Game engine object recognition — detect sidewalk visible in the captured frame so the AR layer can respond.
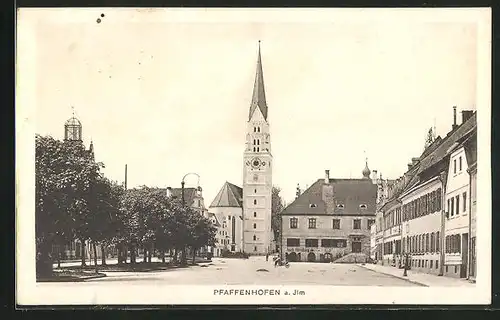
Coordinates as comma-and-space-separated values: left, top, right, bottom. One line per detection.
358, 263, 475, 287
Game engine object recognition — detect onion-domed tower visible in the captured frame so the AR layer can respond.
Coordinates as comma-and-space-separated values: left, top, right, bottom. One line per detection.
362, 158, 371, 179
64, 108, 82, 142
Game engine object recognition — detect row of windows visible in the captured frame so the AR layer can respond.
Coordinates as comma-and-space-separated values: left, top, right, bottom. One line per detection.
253, 147, 260, 152
447, 192, 467, 217
253, 126, 261, 133
287, 238, 347, 248
402, 188, 442, 222
383, 239, 401, 255
403, 231, 441, 254
385, 207, 402, 230
289, 218, 375, 230
445, 234, 461, 253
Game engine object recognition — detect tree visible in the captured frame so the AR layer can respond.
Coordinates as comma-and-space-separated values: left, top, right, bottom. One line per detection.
186, 213, 217, 264
35, 135, 103, 276
271, 186, 285, 248
86, 177, 124, 271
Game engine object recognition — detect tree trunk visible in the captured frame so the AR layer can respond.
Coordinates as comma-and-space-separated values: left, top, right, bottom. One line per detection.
101, 246, 106, 265
161, 250, 166, 263
192, 248, 196, 265
57, 245, 61, 268
130, 244, 136, 264
173, 248, 178, 264
117, 246, 122, 265
81, 240, 86, 268
181, 247, 187, 266
92, 242, 98, 273
143, 245, 148, 263
148, 244, 153, 263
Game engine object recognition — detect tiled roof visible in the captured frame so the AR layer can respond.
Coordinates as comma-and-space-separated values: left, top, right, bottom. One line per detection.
210, 182, 243, 208
461, 128, 477, 167
281, 178, 377, 216
170, 187, 197, 207
416, 112, 476, 176
401, 112, 476, 195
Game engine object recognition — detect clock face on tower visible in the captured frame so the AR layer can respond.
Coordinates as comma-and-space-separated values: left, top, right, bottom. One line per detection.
251, 157, 261, 169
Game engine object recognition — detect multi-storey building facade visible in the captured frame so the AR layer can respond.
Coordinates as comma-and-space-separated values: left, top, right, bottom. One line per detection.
370, 107, 477, 279
400, 108, 476, 276
467, 128, 477, 281
400, 175, 444, 275
280, 167, 377, 262
443, 113, 476, 278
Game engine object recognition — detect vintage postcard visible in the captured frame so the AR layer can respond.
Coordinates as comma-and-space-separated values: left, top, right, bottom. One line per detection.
16, 8, 491, 305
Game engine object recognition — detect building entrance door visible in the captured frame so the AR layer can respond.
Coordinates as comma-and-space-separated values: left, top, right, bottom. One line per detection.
307, 252, 316, 262
352, 241, 362, 253
461, 233, 469, 278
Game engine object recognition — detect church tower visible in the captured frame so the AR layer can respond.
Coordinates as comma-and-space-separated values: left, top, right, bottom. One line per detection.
242, 41, 273, 255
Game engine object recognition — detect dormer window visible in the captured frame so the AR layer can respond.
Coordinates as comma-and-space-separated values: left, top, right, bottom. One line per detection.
309, 204, 317, 208
360, 204, 367, 209
337, 204, 345, 209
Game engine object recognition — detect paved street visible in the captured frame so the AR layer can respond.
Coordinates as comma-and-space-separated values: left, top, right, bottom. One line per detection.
47, 256, 418, 286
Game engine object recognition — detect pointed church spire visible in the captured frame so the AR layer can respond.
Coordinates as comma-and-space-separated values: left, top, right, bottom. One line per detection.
249, 40, 268, 121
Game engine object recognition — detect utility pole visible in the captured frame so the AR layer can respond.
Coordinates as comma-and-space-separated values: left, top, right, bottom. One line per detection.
124, 164, 128, 190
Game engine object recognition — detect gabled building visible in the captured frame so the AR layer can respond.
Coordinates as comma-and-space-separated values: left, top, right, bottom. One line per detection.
399, 107, 476, 276
209, 181, 244, 252
280, 166, 377, 262
443, 110, 476, 278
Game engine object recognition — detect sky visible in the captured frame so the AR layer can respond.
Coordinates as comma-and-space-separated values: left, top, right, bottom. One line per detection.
26, 9, 481, 206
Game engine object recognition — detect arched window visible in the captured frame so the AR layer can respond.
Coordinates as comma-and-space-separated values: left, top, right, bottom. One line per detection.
257, 147, 260, 152
258, 127, 260, 133
254, 199, 257, 205
253, 139, 256, 145
253, 235, 256, 241
254, 212, 257, 217
257, 139, 260, 145
253, 223, 256, 229
253, 147, 256, 152
254, 127, 256, 132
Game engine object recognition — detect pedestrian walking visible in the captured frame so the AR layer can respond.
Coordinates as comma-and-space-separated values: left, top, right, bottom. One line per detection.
274, 256, 281, 267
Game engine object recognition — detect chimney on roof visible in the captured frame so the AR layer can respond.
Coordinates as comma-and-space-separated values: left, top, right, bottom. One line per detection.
371, 170, 378, 184
411, 157, 420, 165
462, 110, 474, 124
166, 187, 172, 197
324, 170, 330, 183
452, 106, 458, 130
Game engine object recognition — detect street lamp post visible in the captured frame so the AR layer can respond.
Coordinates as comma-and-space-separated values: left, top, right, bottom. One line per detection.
181, 172, 200, 206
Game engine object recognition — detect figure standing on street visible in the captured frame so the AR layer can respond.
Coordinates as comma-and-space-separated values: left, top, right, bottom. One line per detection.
266, 253, 269, 261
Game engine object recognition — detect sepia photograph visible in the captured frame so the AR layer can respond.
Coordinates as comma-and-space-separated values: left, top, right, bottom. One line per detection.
16, 8, 491, 305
